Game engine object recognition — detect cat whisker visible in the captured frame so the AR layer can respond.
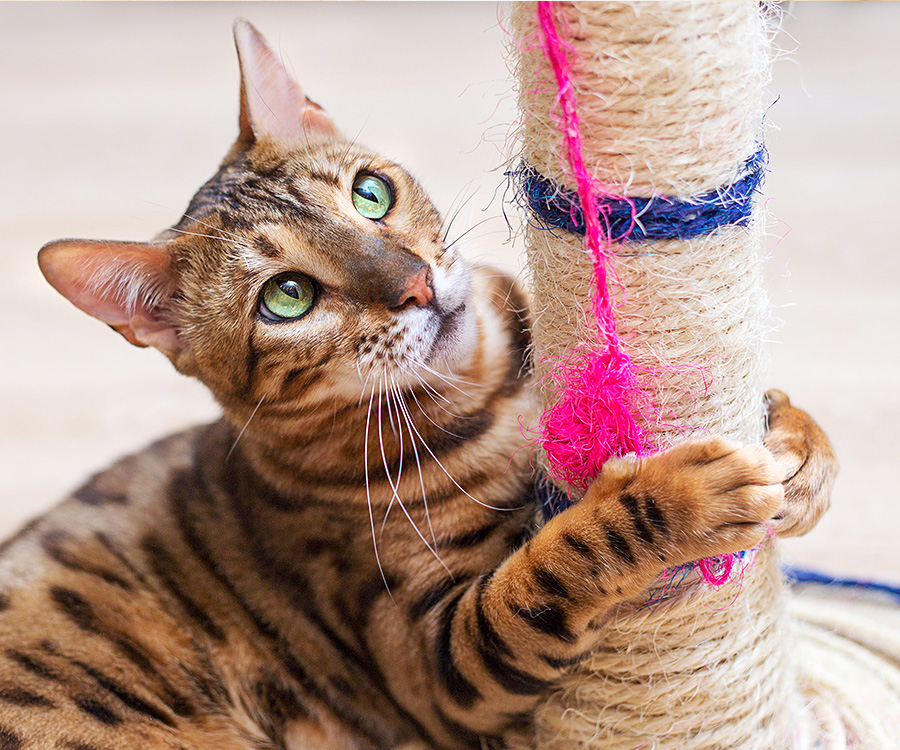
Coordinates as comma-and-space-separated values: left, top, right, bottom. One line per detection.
356, 362, 384, 406
378, 375, 401, 533
400, 357, 473, 398
139, 200, 249, 246
446, 226, 514, 251
357, 367, 377, 407
400, 364, 482, 427
383, 379, 449, 573
398, 393, 521, 513
375, 381, 442, 567
176, 210, 250, 245
412, 376, 454, 408
392, 380, 438, 550
410, 357, 476, 392
405, 363, 476, 412
407, 389, 463, 437
165, 225, 254, 251
443, 216, 500, 254
338, 128, 366, 172
395, 372, 473, 437
406, 347, 476, 389
406, 376, 466, 421
364, 381, 395, 602
396, 365, 455, 409
384, 376, 400, 438
404, 387, 470, 440
441, 185, 481, 244
327, 396, 346, 440
225, 395, 266, 462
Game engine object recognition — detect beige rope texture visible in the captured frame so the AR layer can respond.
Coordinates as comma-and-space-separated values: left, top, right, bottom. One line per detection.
510, 2, 900, 748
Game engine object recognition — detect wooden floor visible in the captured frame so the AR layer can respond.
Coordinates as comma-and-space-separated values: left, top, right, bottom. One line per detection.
2, 3, 898, 582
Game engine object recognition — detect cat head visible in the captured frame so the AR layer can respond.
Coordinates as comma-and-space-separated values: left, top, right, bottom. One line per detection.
39, 20, 475, 417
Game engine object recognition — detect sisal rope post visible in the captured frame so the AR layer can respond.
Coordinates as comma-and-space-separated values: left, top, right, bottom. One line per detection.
510, 3, 900, 748
512, 3, 796, 748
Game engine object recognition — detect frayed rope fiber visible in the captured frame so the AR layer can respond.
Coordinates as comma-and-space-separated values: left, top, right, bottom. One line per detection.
519, 145, 767, 243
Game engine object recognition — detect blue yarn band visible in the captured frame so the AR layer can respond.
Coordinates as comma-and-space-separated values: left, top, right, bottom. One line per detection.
520, 146, 767, 243
782, 565, 900, 605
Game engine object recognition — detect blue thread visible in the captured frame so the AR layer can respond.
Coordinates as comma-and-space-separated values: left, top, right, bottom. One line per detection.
782, 565, 900, 605
535, 470, 573, 520
519, 146, 767, 243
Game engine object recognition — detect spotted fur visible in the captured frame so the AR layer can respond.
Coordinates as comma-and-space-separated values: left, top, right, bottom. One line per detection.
1, 21, 836, 750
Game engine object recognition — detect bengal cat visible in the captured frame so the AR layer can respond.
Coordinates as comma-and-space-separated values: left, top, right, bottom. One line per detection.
0, 20, 836, 750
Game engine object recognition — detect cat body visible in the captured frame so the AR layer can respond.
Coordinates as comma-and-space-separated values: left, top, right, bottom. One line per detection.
0, 21, 836, 750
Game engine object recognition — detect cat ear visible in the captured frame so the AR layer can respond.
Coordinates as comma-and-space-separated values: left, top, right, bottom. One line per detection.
38, 239, 181, 357
233, 19, 340, 147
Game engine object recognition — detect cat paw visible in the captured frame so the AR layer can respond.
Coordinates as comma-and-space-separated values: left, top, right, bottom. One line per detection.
612, 436, 785, 566
763, 389, 837, 538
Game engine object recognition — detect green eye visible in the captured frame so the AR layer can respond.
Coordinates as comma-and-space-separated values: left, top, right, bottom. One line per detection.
259, 273, 316, 321
352, 173, 393, 220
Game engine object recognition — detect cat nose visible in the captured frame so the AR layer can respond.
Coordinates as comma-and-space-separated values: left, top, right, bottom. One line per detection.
392, 267, 434, 309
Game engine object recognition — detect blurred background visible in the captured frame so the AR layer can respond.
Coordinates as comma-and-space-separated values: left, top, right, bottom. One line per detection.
1, 3, 898, 581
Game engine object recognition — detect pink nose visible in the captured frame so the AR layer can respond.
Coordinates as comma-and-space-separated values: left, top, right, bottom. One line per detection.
394, 267, 434, 309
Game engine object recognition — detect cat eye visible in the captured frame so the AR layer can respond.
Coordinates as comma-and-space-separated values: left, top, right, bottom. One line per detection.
352, 173, 393, 220
259, 273, 316, 322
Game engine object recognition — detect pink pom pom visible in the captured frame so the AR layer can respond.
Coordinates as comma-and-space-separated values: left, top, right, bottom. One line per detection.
540, 344, 652, 492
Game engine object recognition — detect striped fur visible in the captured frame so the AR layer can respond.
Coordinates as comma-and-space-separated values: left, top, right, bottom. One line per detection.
3, 21, 837, 750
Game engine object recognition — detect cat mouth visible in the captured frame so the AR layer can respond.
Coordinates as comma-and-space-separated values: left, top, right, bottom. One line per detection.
427, 303, 467, 364
437, 303, 464, 341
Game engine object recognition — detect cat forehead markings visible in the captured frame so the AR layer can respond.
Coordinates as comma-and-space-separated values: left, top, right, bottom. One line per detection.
245, 223, 346, 288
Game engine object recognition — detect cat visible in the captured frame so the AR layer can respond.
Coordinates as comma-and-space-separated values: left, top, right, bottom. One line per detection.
0, 20, 836, 750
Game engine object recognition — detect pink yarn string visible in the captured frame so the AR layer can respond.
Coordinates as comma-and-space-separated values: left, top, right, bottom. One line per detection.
697, 555, 735, 586
536, 3, 607, 274
535, 2, 652, 486
533, 2, 732, 587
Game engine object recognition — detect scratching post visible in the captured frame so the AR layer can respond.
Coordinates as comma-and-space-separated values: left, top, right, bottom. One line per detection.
509, 2, 900, 748
512, 3, 793, 748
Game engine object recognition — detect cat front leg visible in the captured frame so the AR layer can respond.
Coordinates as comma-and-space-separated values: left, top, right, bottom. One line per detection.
426, 437, 783, 740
